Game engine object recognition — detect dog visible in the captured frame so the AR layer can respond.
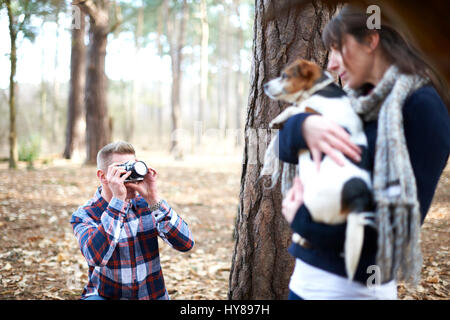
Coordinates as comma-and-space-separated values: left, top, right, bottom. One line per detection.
263, 58, 375, 281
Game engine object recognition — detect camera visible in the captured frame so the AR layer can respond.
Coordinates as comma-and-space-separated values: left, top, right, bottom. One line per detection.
119, 160, 148, 182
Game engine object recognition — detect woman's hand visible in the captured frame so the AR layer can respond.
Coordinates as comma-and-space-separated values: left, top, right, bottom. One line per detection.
302, 115, 362, 170
282, 177, 304, 224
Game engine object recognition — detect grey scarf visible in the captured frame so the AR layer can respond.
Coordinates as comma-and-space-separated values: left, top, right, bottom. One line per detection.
346, 64, 428, 285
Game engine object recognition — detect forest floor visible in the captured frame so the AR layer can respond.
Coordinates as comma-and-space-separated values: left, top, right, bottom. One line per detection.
0, 150, 448, 300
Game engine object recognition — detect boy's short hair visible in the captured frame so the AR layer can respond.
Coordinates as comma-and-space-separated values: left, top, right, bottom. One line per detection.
97, 141, 135, 171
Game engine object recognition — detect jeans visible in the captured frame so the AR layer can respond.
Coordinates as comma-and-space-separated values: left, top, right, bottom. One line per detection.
288, 290, 304, 300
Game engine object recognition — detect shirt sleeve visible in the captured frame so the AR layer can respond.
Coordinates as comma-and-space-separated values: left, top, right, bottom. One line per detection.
402, 86, 450, 222
70, 197, 129, 267
152, 200, 194, 252
278, 113, 313, 164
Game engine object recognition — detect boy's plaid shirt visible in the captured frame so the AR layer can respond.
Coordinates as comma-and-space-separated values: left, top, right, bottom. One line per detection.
70, 187, 194, 300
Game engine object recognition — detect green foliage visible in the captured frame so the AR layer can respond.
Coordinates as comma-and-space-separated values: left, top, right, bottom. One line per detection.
1, 0, 66, 43
18, 134, 41, 167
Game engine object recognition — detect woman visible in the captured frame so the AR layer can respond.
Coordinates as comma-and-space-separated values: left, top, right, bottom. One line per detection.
279, 5, 449, 300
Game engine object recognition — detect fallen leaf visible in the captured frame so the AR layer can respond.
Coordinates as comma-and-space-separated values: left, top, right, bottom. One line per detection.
426, 275, 439, 283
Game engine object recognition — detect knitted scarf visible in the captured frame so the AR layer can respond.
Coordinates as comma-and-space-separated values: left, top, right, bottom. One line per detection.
345, 64, 428, 285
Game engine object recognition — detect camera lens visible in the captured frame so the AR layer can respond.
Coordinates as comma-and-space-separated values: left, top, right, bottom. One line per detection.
134, 161, 148, 176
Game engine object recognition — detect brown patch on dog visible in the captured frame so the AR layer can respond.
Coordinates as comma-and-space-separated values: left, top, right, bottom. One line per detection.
304, 106, 321, 115
340, 206, 351, 216
282, 59, 322, 94
271, 123, 284, 130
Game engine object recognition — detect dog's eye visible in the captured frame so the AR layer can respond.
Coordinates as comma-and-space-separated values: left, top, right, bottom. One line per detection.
281, 73, 288, 80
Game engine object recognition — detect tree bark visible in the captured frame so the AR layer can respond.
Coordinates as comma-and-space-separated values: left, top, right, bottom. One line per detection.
51, 5, 61, 147
167, 0, 188, 160
6, 0, 18, 169
233, 0, 244, 147
197, 0, 208, 146
64, 8, 86, 160
228, 0, 335, 300
78, 0, 118, 164
127, 3, 144, 143
85, 19, 109, 164
155, 0, 167, 144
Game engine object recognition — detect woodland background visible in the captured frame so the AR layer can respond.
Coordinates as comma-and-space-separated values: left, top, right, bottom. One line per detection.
0, 0, 448, 300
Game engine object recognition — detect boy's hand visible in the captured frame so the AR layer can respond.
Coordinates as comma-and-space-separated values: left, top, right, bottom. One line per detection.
126, 166, 160, 206
105, 162, 132, 201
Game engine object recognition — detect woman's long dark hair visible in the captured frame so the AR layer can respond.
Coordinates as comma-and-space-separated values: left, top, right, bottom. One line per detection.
322, 4, 449, 109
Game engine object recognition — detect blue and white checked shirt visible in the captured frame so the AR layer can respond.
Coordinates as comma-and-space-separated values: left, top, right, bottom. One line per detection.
70, 187, 194, 300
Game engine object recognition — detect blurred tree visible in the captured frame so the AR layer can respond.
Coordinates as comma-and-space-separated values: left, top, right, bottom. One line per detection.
196, 0, 208, 146
64, 4, 86, 160
75, 0, 122, 164
38, 0, 66, 152
229, 0, 336, 299
166, 0, 188, 160
233, 0, 244, 146
1, 0, 53, 168
155, 0, 167, 143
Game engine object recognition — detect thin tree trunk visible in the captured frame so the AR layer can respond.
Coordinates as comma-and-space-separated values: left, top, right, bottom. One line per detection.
64, 9, 86, 160
216, 12, 224, 137
128, 2, 144, 143
51, 6, 61, 147
197, 0, 208, 146
234, 0, 243, 147
6, 0, 18, 169
167, 0, 188, 160
222, 4, 230, 137
228, 0, 335, 299
155, 0, 168, 145
39, 19, 48, 144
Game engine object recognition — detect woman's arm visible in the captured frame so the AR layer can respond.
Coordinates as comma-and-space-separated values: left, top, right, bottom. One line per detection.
402, 86, 450, 222
278, 113, 361, 168
278, 113, 312, 164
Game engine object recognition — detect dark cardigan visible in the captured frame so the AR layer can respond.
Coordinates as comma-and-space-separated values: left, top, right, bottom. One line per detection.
277, 85, 450, 284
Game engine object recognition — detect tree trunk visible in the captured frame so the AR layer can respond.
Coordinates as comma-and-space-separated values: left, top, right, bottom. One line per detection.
222, 4, 231, 137
234, 0, 243, 147
51, 6, 61, 148
6, 0, 18, 169
64, 9, 86, 160
197, 0, 208, 146
167, 0, 188, 160
155, 0, 167, 145
228, 0, 335, 300
128, 3, 144, 144
85, 20, 109, 164
79, 0, 116, 165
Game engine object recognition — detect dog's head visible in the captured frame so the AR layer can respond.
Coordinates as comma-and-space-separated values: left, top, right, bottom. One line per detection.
264, 59, 322, 103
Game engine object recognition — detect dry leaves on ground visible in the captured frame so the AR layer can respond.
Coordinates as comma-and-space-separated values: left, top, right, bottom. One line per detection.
0, 152, 448, 300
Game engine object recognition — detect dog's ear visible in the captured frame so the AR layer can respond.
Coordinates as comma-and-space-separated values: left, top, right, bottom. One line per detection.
299, 61, 316, 80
